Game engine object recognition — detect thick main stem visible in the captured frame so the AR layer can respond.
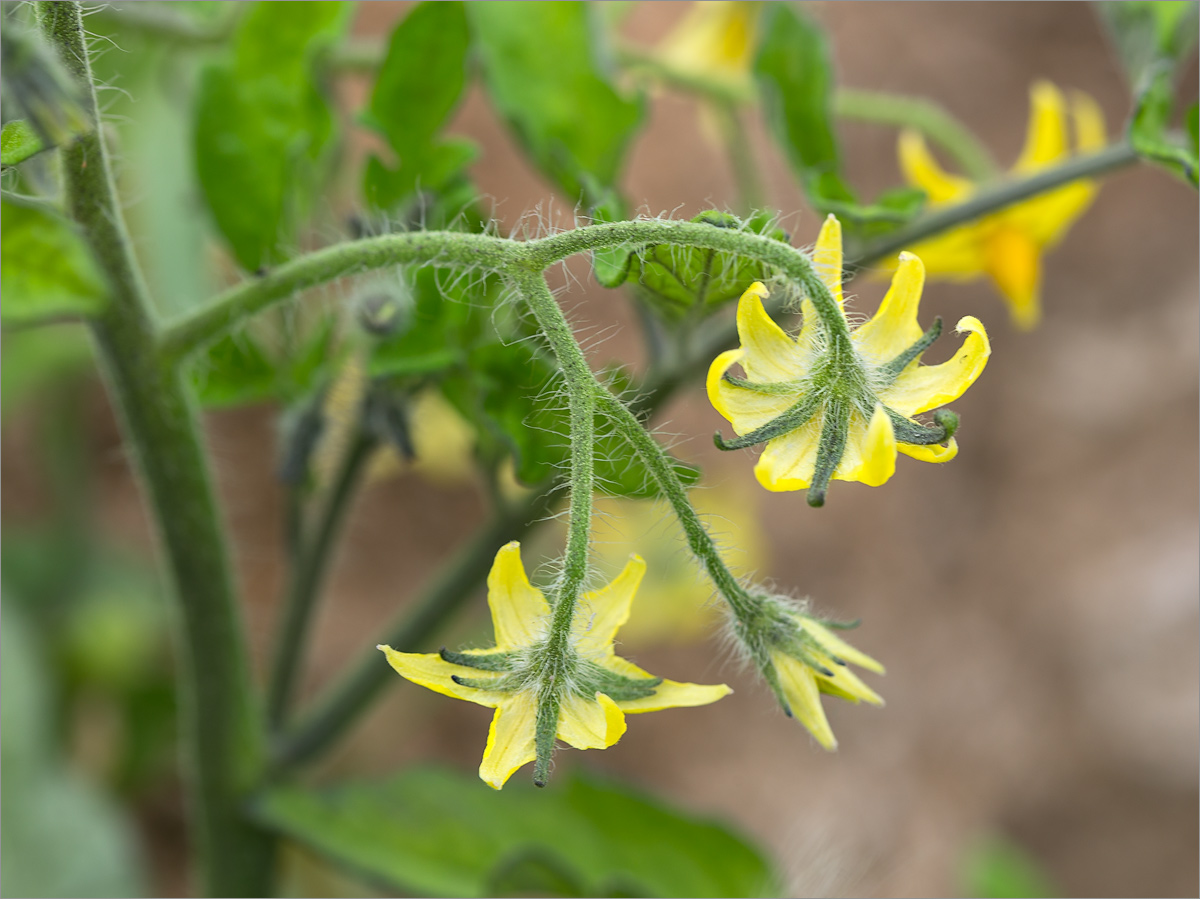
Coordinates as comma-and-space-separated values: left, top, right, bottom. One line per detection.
37, 4, 272, 895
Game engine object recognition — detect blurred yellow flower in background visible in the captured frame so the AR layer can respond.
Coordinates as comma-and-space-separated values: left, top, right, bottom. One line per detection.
589, 484, 768, 648
898, 81, 1106, 329
656, 0, 763, 93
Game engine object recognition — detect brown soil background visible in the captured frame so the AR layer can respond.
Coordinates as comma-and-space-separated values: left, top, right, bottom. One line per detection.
4, 2, 1197, 896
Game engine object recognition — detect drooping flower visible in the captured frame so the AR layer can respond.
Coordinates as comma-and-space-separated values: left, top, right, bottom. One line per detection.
898, 81, 1106, 329
708, 214, 990, 506
735, 595, 884, 750
379, 542, 731, 789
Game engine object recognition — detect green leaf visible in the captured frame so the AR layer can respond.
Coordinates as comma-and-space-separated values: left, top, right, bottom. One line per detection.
444, 341, 699, 498
0, 325, 92, 421
1, 197, 108, 324
754, 6, 924, 234
629, 210, 788, 320
194, 2, 350, 271
1129, 63, 1199, 186
754, 4, 853, 206
255, 766, 780, 898
468, 2, 643, 200
1, 119, 47, 167
962, 835, 1056, 899
362, 2, 477, 211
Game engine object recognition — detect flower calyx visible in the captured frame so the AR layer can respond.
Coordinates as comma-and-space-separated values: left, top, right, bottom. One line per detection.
733, 593, 884, 750
708, 214, 989, 506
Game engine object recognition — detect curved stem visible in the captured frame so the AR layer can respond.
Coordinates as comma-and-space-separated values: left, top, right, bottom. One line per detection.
511, 272, 593, 621
594, 387, 757, 621
37, 3, 271, 894
267, 431, 377, 729
849, 141, 1139, 270
714, 100, 764, 214
834, 89, 998, 181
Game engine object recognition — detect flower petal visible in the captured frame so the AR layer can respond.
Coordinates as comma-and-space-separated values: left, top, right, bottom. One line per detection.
575, 555, 646, 656
803, 620, 885, 674
984, 227, 1042, 329
813, 659, 884, 706
754, 420, 821, 491
1014, 81, 1068, 174
899, 130, 973, 203
903, 225, 989, 278
813, 214, 845, 310
616, 679, 732, 714
707, 348, 801, 433
836, 405, 896, 487
898, 437, 958, 464
558, 691, 627, 749
378, 645, 503, 707
853, 251, 926, 362
736, 282, 804, 382
486, 542, 550, 650
880, 316, 990, 416
1072, 90, 1106, 152
773, 652, 837, 750
479, 696, 538, 789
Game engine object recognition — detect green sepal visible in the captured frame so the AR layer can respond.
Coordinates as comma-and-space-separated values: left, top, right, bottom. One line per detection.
532, 689, 560, 788
576, 660, 662, 702
713, 390, 821, 451
806, 404, 851, 508
878, 316, 943, 383
439, 648, 516, 672
882, 406, 956, 447
629, 210, 788, 321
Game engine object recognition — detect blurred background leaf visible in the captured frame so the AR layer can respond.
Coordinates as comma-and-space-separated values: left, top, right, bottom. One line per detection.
963, 835, 1057, 899
255, 766, 780, 898
362, 1, 477, 214
468, 1, 643, 201
1, 197, 108, 324
194, 1, 350, 271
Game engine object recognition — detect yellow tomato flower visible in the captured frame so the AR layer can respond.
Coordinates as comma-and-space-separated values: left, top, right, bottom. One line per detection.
709, 214, 990, 505
657, 0, 763, 91
898, 81, 1106, 329
379, 542, 731, 789
750, 604, 884, 750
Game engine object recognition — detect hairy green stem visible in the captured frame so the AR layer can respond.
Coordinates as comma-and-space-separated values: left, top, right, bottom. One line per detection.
511, 272, 594, 625
37, 3, 271, 894
267, 432, 377, 729
272, 485, 558, 771
593, 388, 756, 620
834, 88, 998, 180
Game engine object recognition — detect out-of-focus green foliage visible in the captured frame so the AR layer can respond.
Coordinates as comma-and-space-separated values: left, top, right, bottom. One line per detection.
1129, 63, 1199, 185
1, 197, 108, 324
754, 4, 925, 236
362, 1, 476, 213
194, 2, 349, 271
255, 766, 780, 898
1, 603, 147, 898
963, 835, 1057, 899
468, 1, 642, 201
1, 119, 46, 166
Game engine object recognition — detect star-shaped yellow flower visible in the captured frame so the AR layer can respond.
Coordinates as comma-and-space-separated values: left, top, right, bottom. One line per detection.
379, 542, 731, 789
657, 0, 763, 93
708, 214, 990, 505
898, 81, 1106, 329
